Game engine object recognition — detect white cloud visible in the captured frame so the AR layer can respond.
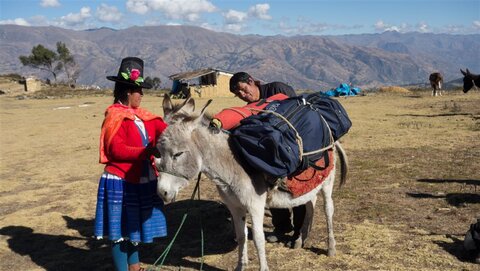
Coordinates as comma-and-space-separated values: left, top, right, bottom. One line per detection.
185, 13, 200, 22
29, 15, 50, 26
60, 6, 91, 26
443, 24, 464, 34
416, 22, 430, 33
374, 20, 410, 32
40, 0, 60, 8
126, 0, 216, 21
248, 4, 271, 20
126, 0, 149, 15
273, 16, 351, 35
0, 18, 30, 26
224, 23, 245, 33
220, 4, 270, 33
198, 22, 217, 32
221, 9, 247, 33
277, 20, 330, 35
375, 20, 394, 32
96, 4, 123, 23
473, 20, 480, 29
224, 10, 247, 24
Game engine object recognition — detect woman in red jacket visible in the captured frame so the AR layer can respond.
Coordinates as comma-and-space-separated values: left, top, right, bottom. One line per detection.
94, 57, 167, 271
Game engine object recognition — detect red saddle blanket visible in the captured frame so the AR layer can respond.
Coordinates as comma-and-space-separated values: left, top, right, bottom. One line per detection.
285, 149, 334, 198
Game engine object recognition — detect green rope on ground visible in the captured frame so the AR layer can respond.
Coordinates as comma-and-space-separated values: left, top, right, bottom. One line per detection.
149, 212, 189, 269
149, 173, 205, 270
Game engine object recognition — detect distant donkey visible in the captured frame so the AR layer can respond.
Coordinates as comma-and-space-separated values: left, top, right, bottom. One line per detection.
460, 68, 480, 93
429, 72, 443, 96
155, 95, 348, 271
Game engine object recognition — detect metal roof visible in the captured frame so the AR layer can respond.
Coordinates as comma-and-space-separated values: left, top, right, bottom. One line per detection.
169, 68, 233, 81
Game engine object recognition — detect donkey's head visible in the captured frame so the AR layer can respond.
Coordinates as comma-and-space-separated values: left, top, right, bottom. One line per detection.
461, 68, 478, 93
461, 69, 472, 93
155, 94, 211, 202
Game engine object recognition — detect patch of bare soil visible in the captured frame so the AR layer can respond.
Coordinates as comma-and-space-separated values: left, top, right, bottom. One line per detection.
0, 89, 479, 271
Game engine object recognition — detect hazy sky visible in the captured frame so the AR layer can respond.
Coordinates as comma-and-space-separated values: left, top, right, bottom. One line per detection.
1, 0, 479, 35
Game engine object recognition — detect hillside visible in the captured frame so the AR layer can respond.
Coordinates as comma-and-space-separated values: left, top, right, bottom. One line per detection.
0, 25, 478, 90
1, 91, 479, 270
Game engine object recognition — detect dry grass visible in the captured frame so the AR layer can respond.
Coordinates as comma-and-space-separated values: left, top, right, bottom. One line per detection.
0, 87, 479, 271
377, 86, 411, 94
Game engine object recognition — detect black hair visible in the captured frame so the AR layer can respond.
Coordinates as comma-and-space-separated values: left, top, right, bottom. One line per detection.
229, 72, 252, 92
113, 82, 141, 104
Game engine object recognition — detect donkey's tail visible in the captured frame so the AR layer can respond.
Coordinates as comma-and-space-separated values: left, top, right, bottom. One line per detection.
334, 141, 348, 188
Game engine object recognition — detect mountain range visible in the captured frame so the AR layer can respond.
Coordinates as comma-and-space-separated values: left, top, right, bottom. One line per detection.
0, 25, 478, 90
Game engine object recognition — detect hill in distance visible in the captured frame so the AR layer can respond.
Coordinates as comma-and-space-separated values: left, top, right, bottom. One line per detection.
0, 25, 478, 90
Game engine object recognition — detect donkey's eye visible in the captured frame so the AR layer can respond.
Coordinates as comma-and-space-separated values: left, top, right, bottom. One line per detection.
173, 152, 184, 160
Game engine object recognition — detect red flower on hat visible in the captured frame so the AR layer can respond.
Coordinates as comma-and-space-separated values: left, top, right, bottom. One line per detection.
130, 69, 140, 81
121, 68, 144, 86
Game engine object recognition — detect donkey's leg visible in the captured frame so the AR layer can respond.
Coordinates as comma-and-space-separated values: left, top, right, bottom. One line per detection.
229, 206, 249, 271
290, 204, 306, 249
248, 198, 269, 271
218, 190, 249, 271
321, 176, 337, 257
297, 197, 317, 248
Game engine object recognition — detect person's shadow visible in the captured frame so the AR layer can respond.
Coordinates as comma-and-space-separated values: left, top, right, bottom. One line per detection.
0, 224, 112, 270
0, 199, 236, 271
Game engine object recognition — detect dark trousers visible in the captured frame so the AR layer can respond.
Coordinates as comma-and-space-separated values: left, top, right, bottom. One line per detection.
270, 204, 306, 233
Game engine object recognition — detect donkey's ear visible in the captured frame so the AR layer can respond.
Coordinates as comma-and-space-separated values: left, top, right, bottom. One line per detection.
178, 94, 192, 109
200, 99, 213, 115
163, 94, 173, 116
466, 68, 471, 75
180, 97, 195, 114
194, 99, 213, 126
461, 69, 467, 76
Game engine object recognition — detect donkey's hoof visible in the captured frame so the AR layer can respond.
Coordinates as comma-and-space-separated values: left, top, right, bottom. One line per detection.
293, 239, 304, 249
327, 248, 336, 257
285, 237, 303, 249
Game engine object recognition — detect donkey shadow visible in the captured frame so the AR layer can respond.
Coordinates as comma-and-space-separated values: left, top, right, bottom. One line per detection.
0, 200, 236, 271
407, 178, 480, 207
406, 178, 480, 264
389, 112, 473, 118
433, 234, 478, 263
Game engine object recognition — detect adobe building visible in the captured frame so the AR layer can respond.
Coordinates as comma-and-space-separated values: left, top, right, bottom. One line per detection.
169, 68, 234, 98
23, 77, 43, 92
0, 75, 43, 96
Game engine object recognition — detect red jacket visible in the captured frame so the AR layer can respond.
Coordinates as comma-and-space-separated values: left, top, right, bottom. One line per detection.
99, 104, 167, 183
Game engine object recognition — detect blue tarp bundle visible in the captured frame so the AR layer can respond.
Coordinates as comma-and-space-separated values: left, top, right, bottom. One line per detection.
321, 83, 361, 97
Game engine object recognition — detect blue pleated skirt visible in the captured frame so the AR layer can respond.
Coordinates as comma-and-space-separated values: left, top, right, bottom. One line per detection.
94, 172, 167, 243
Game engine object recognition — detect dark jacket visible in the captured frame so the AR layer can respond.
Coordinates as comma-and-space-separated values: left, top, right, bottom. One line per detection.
259, 82, 296, 98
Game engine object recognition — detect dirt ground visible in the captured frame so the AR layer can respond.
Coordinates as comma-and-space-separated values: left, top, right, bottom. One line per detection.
0, 88, 479, 271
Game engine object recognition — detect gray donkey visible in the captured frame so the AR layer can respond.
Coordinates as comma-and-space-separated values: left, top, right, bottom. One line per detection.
155, 95, 348, 271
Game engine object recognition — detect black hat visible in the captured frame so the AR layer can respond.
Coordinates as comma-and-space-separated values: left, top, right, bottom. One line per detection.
107, 57, 152, 89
